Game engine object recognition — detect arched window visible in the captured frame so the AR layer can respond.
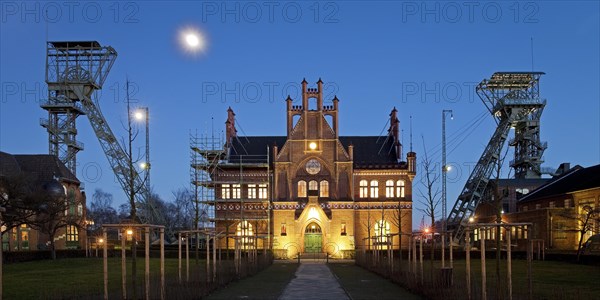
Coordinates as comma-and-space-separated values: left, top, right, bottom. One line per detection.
374, 220, 390, 245
305, 222, 322, 233
236, 221, 254, 245
370, 180, 379, 198
319, 180, 329, 197
309, 180, 318, 191
359, 180, 368, 198
385, 180, 394, 198
298, 181, 307, 197
396, 180, 405, 198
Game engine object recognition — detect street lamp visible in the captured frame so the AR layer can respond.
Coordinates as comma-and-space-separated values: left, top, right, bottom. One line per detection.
442, 109, 453, 268
134, 107, 151, 217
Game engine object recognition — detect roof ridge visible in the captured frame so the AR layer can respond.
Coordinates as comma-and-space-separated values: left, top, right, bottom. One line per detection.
519, 166, 583, 201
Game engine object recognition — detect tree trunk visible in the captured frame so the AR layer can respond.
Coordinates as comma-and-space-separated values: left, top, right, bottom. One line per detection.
49, 235, 56, 260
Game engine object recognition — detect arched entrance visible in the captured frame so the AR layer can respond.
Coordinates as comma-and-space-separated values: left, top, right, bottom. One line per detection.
304, 222, 322, 253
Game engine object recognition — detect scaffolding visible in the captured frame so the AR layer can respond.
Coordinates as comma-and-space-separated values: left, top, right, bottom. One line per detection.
190, 132, 271, 252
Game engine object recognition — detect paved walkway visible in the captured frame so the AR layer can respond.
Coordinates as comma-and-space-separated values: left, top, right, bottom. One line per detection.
279, 261, 350, 300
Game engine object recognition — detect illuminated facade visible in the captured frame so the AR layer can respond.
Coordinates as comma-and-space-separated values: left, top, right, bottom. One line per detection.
205, 79, 415, 258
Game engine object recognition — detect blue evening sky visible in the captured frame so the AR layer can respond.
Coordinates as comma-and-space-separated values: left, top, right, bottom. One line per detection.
1, 1, 599, 229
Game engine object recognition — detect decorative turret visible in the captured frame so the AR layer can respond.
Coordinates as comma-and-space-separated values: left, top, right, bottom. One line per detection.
225, 107, 237, 145
388, 107, 402, 161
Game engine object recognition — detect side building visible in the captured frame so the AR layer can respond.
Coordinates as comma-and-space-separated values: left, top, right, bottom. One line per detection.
0, 151, 87, 251
192, 79, 416, 258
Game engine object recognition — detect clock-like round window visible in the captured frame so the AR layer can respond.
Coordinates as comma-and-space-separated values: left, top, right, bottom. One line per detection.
305, 159, 321, 175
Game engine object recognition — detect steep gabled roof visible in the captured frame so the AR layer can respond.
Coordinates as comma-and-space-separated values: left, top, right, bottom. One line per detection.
0, 151, 21, 177
10, 154, 79, 184
519, 164, 600, 203
229, 136, 287, 164
227, 135, 402, 168
339, 136, 400, 168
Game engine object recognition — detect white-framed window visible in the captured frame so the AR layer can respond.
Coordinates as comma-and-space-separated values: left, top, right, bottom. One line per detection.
258, 184, 268, 199
320, 180, 329, 197
396, 180, 405, 198
369, 180, 379, 198
248, 184, 257, 199
359, 180, 368, 198
374, 220, 390, 244
385, 180, 394, 198
309, 180, 318, 191
236, 221, 254, 245
221, 184, 231, 199
66, 225, 78, 242
232, 184, 241, 199
298, 181, 307, 197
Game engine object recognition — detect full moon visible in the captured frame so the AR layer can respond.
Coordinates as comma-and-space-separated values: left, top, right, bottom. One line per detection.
185, 33, 200, 47
178, 27, 207, 55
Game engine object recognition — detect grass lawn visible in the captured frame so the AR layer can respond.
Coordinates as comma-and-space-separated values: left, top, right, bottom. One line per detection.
206, 262, 298, 300
3, 257, 189, 299
384, 258, 600, 299
329, 263, 422, 300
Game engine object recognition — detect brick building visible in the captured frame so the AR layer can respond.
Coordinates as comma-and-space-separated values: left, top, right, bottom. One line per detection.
0, 151, 87, 251
193, 79, 415, 258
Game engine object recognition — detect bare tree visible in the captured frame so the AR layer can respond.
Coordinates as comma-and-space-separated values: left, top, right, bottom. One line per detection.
391, 205, 410, 269
0, 175, 38, 232
560, 205, 600, 261
88, 188, 118, 231
121, 80, 149, 300
363, 206, 373, 251
417, 136, 441, 265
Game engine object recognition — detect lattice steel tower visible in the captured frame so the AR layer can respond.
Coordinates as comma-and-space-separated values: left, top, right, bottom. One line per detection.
447, 72, 546, 242
42, 41, 117, 175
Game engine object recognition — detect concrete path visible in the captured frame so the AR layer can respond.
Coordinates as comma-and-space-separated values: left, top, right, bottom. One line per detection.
279, 262, 350, 300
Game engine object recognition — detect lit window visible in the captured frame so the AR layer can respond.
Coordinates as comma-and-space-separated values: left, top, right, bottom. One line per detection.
564, 199, 570, 208
385, 180, 394, 198
374, 220, 390, 244
236, 221, 254, 245
258, 184, 268, 199
298, 181, 307, 197
66, 225, 78, 242
359, 180, 368, 198
232, 184, 241, 199
248, 184, 257, 199
309, 180, 318, 191
281, 223, 287, 236
341, 222, 347, 236
396, 180, 405, 198
549, 201, 555, 208
320, 180, 329, 197
370, 180, 379, 198
221, 184, 231, 199
535, 204, 541, 210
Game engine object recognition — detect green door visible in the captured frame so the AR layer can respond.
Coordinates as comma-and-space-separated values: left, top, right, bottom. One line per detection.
305, 222, 322, 253
304, 234, 322, 253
